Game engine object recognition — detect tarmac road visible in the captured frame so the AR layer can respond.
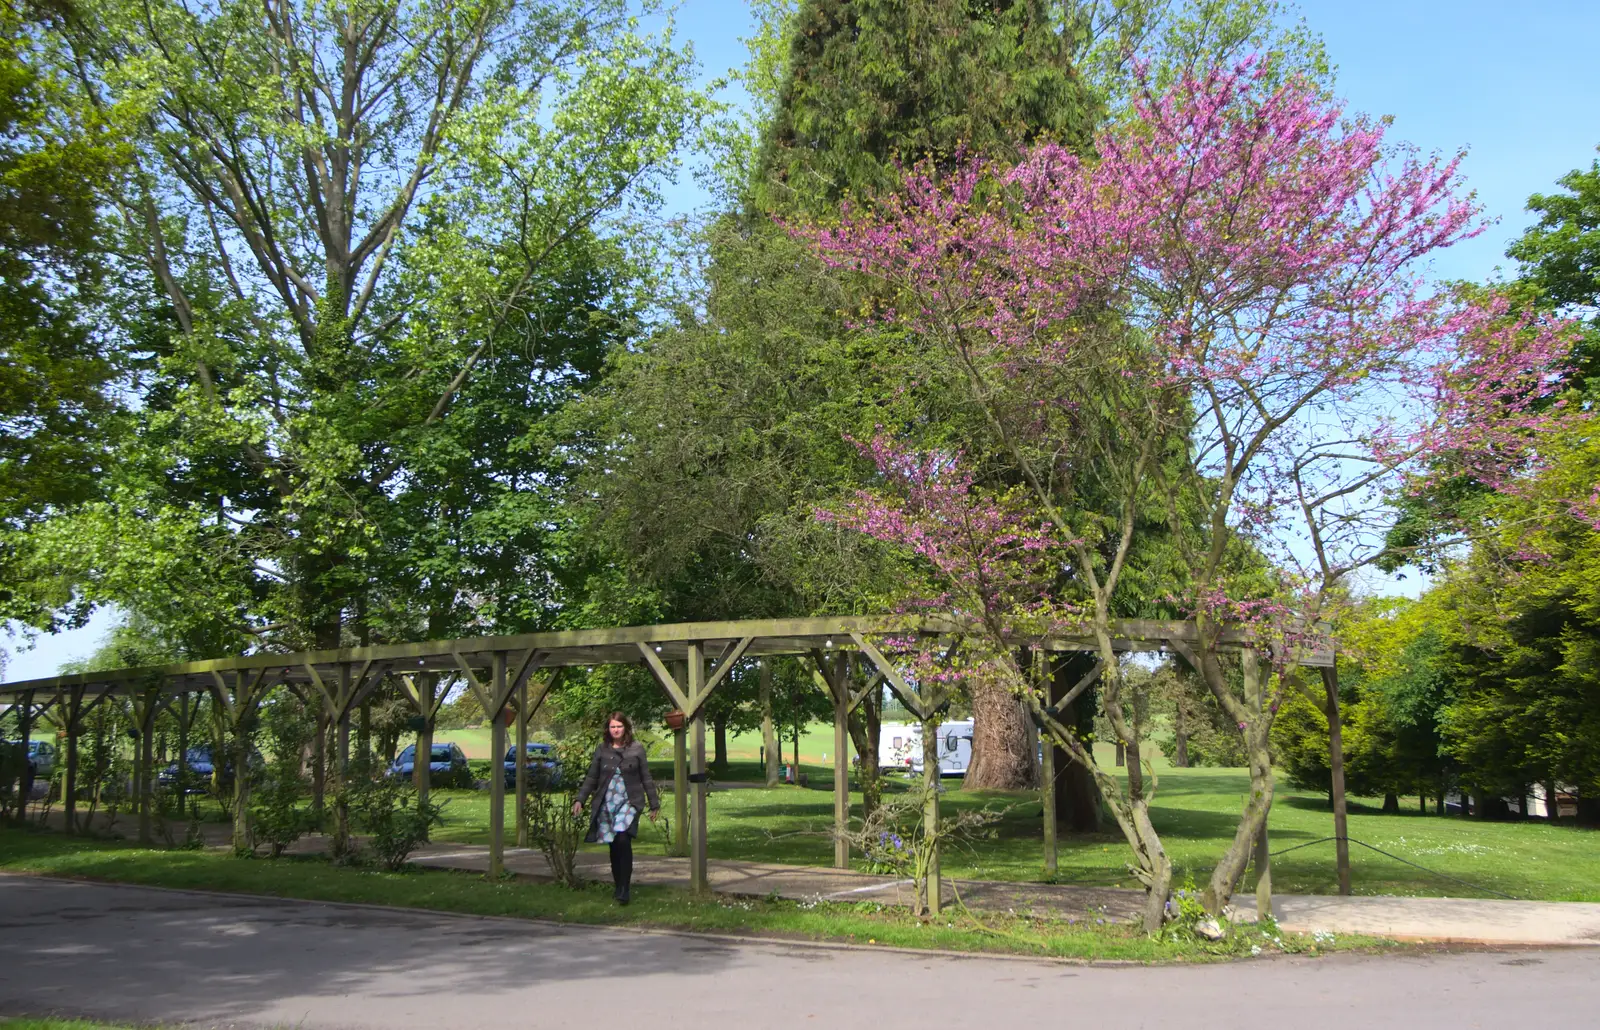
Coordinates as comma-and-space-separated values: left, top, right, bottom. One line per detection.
1, 875, 1596, 1030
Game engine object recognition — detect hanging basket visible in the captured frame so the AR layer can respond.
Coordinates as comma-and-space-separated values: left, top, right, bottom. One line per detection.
664, 710, 687, 731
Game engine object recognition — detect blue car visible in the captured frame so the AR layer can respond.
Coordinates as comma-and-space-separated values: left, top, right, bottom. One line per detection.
157, 744, 264, 791
388, 742, 470, 786
502, 743, 560, 789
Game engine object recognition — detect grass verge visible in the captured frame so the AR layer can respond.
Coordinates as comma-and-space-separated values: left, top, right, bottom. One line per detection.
0, 824, 1392, 964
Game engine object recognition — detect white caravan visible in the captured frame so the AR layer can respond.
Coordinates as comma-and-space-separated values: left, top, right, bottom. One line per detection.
879, 721, 974, 778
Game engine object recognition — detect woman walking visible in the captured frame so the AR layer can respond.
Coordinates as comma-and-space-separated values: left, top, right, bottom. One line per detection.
573, 712, 660, 904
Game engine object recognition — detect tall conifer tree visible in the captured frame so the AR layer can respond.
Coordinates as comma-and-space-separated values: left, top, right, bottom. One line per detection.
751, 0, 1099, 217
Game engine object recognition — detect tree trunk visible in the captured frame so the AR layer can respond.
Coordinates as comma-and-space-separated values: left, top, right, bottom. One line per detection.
963, 672, 1036, 789
1202, 649, 1275, 914
1544, 781, 1560, 823
1114, 740, 1125, 767
846, 687, 882, 821
1037, 635, 1169, 932
1050, 655, 1101, 833
1382, 792, 1399, 813
712, 712, 728, 774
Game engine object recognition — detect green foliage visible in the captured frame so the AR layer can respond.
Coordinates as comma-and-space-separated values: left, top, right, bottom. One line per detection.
1067, 0, 1332, 112
248, 690, 312, 858
17, 0, 712, 657
1365, 153, 1600, 818
522, 738, 591, 888
750, 0, 1100, 217
353, 777, 445, 872
0, 5, 123, 635
1158, 875, 1213, 941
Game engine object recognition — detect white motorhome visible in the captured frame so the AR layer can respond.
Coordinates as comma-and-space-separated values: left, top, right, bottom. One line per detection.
879, 720, 974, 778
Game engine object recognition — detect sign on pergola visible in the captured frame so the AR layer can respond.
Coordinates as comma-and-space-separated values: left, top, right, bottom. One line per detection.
0, 615, 1342, 904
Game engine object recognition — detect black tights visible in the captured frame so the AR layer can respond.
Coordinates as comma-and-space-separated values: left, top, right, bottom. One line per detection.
608, 835, 633, 897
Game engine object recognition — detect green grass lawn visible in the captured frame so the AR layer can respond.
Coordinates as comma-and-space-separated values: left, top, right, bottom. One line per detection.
417, 745, 1599, 902
0, 825, 1390, 963
433, 722, 842, 764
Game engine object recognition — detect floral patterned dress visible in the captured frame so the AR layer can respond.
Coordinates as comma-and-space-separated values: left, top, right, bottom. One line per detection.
595, 768, 638, 843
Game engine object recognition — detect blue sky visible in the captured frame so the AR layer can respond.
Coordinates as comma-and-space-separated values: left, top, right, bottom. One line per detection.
6, 0, 1597, 682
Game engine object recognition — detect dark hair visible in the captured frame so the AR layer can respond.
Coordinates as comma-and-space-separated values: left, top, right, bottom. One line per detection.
602, 711, 634, 747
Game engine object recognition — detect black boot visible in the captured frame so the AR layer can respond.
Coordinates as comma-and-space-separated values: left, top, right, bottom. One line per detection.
614, 836, 633, 905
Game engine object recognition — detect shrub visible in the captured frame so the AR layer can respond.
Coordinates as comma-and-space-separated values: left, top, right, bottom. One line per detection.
523, 739, 591, 888
250, 774, 310, 857
354, 777, 444, 871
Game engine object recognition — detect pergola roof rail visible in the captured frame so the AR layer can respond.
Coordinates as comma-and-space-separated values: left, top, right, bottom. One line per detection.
0, 614, 1332, 700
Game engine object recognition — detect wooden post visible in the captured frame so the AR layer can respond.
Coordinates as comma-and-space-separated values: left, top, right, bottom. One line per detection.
832, 654, 849, 869
334, 665, 352, 847
14, 691, 32, 813
1040, 722, 1058, 878
1322, 662, 1352, 896
672, 660, 689, 858
922, 716, 942, 916
489, 652, 508, 879
63, 687, 81, 833
415, 676, 436, 809
1033, 652, 1056, 878
311, 708, 328, 824
759, 660, 779, 788
688, 643, 708, 895
134, 689, 158, 846
7, 691, 31, 815
175, 692, 190, 815
515, 676, 529, 848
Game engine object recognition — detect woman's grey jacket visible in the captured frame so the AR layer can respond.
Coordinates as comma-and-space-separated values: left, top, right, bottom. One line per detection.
575, 741, 660, 838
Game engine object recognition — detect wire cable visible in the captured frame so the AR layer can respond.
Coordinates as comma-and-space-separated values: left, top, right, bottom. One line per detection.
1267, 835, 1520, 900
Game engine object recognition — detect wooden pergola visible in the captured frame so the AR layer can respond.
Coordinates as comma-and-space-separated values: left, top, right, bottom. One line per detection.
0, 615, 1349, 908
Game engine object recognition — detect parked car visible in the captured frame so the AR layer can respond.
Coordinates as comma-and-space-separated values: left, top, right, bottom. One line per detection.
157, 744, 265, 792
27, 741, 56, 779
388, 742, 470, 787
502, 742, 561, 789
0, 739, 53, 781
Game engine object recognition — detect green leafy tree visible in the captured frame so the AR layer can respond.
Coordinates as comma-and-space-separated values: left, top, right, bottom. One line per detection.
750, 0, 1100, 216
0, 2, 123, 638
24, 0, 709, 654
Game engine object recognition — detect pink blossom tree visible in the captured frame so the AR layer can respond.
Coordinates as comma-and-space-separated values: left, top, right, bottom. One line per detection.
801, 60, 1582, 924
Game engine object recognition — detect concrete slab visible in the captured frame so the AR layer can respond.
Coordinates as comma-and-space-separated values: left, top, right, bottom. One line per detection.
1236, 893, 1600, 946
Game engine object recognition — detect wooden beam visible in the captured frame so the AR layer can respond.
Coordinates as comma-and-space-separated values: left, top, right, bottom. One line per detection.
637, 643, 691, 713
847, 632, 931, 718
850, 670, 885, 712
452, 652, 495, 714
703, 635, 756, 694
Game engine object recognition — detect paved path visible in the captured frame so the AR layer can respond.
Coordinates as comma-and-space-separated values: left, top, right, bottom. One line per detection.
32, 811, 1600, 946
1, 876, 1597, 1030
405, 842, 1600, 947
